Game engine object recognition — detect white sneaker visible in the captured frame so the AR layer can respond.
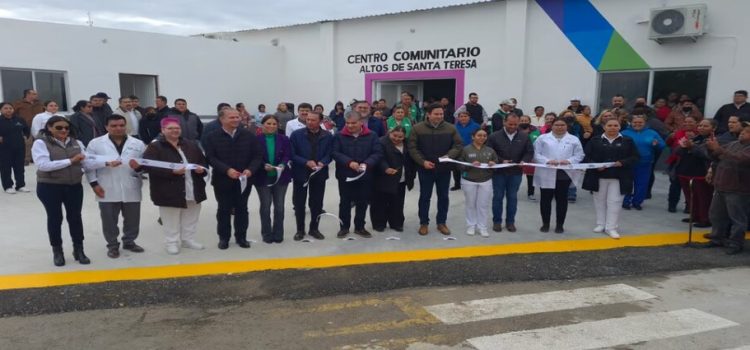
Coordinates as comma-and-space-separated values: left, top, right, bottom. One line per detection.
606, 230, 620, 239
166, 244, 180, 255
593, 225, 605, 233
181, 239, 205, 250
479, 229, 490, 237
466, 227, 475, 236
4, 188, 16, 194
16, 187, 30, 193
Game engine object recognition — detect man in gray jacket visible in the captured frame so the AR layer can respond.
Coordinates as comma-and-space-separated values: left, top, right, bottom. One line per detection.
487, 114, 534, 232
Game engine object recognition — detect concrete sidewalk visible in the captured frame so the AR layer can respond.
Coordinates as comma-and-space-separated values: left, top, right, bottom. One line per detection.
0, 166, 697, 279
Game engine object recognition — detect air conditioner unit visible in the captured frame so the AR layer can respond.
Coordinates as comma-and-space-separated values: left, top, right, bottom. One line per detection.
649, 4, 706, 44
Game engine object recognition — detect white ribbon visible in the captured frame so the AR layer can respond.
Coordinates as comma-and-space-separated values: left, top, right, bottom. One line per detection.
265, 165, 285, 187
345, 164, 367, 182
303, 166, 324, 188
239, 175, 248, 193
438, 157, 615, 170
316, 212, 344, 226
86, 154, 207, 171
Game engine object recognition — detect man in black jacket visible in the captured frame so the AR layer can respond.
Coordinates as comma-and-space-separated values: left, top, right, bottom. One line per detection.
204, 108, 262, 249
713, 90, 750, 134
332, 111, 383, 238
487, 114, 534, 232
90, 92, 113, 132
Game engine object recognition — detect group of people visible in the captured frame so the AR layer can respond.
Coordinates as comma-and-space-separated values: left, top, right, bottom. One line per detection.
1, 88, 749, 267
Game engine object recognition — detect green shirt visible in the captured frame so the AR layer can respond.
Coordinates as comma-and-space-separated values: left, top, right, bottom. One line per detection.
265, 133, 277, 177
386, 116, 413, 138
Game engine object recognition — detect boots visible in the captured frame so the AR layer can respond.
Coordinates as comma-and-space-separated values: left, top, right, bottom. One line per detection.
52, 246, 65, 267
73, 244, 91, 265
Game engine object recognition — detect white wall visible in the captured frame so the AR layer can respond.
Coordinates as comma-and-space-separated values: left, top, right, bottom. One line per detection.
0, 18, 284, 115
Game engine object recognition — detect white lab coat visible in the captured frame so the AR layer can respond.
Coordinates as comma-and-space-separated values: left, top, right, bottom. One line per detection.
84, 134, 146, 202
533, 132, 585, 189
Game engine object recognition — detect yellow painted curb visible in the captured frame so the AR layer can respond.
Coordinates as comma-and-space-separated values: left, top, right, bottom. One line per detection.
0, 231, 711, 291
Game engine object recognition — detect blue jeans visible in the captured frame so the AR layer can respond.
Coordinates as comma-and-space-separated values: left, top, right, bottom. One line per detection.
417, 169, 451, 225
492, 174, 522, 224
624, 162, 651, 206
256, 183, 288, 242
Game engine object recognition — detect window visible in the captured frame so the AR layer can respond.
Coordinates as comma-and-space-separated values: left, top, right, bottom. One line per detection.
0, 68, 68, 110
597, 68, 709, 114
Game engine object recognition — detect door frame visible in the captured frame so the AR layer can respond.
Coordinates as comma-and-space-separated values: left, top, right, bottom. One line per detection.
364, 70, 466, 106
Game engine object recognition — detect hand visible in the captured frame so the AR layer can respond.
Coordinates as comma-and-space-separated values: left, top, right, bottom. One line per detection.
706, 138, 720, 151
559, 160, 571, 165
652, 139, 659, 146
241, 169, 252, 178
194, 167, 205, 174
316, 162, 325, 169
70, 154, 85, 164
423, 161, 435, 170
488, 161, 496, 166
265, 164, 274, 172
128, 159, 140, 169
546, 160, 559, 166
93, 185, 105, 198
349, 162, 360, 171
0, 136, 3, 143
583, 132, 592, 139
306, 160, 318, 170
385, 168, 398, 175
173, 167, 187, 175
472, 161, 481, 166
227, 168, 241, 179
705, 169, 713, 184
108, 160, 122, 167
503, 160, 511, 164
614, 161, 623, 167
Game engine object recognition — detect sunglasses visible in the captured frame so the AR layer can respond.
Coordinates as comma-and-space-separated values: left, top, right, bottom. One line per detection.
53, 125, 70, 131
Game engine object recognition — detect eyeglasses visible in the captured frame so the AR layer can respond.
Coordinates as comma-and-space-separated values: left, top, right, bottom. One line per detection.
53, 126, 69, 131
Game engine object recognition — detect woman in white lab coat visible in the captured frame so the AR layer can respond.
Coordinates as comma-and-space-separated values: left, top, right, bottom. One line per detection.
533, 117, 585, 234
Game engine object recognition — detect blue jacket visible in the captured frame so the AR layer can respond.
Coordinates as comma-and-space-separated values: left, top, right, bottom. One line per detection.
366, 117, 386, 137
622, 127, 665, 164
332, 126, 383, 181
289, 127, 333, 182
456, 121, 481, 146
255, 133, 293, 186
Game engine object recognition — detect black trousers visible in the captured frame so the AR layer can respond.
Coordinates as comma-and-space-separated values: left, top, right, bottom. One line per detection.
0, 147, 25, 190
293, 177, 326, 232
540, 179, 572, 227
36, 183, 84, 247
370, 183, 407, 230
526, 175, 535, 196
214, 182, 251, 242
338, 179, 372, 230
452, 169, 461, 188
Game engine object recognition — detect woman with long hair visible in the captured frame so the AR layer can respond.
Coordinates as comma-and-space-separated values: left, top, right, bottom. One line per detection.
255, 115, 293, 243
33, 116, 92, 266
68, 100, 101, 146
533, 117, 585, 233
582, 118, 639, 238
458, 128, 498, 237
371, 126, 415, 232
30, 100, 59, 138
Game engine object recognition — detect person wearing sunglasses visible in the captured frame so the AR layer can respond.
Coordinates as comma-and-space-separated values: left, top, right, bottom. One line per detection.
32, 116, 94, 266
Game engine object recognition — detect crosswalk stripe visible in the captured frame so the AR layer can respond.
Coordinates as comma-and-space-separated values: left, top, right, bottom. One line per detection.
424, 284, 656, 325
467, 308, 738, 350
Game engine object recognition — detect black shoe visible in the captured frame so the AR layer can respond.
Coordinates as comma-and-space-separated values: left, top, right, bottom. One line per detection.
493, 223, 503, 232
337, 229, 350, 238
263, 239, 274, 244
391, 226, 404, 232
540, 225, 550, 233
554, 226, 564, 234
293, 231, 305, 241
73, 246, 90, 265
52, 246, 65, 267
123, 243, 145, 253
682, 218, 691, 223
668, 206, 677, 213
308, 229, 325, 240
450, 186, 461, 191
157, 217, 163, 225
696, 241, 722, 248
218, 240, 229, 250
236, 239, 251, 248
568, 198, 576, 203
693, 222, 712, 228
373, 226, 385, 232
354, 229, 372, 238
725, 246, 744, 255
646, 193, 652, 199
622, 203, 631, 210
633, 204, 643, 211
107, 247, 120, 258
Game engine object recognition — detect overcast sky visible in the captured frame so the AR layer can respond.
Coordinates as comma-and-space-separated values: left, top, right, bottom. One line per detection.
0, 0, 480, 35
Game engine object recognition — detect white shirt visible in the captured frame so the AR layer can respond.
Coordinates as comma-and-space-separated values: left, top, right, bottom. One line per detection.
32, 137, 92, 172
602, 133, 623, 144
285, 118, 328, 137
30, 112, 55, 139
127, 110, 139, 135
533, 132, 585, 189
84, 134, 146, 203
504, 128, 517, 141
530, 115, 546, 128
